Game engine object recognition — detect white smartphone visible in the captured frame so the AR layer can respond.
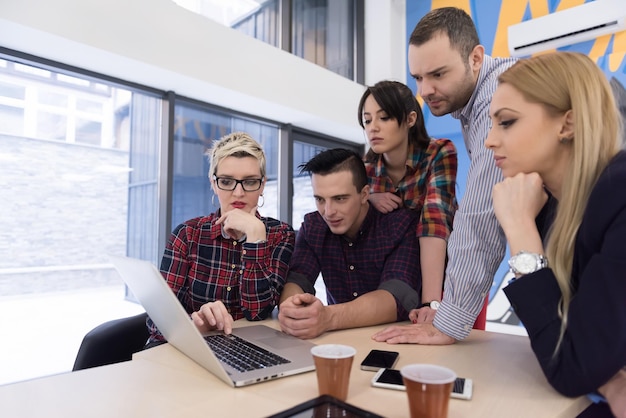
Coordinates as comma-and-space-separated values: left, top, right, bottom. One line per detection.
371, 368, 473, 400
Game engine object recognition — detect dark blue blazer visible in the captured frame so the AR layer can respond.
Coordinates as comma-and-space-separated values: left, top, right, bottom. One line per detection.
504, 151, 626, 397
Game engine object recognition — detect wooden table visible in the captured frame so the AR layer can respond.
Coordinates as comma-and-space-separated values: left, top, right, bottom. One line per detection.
0, 319, 590, 417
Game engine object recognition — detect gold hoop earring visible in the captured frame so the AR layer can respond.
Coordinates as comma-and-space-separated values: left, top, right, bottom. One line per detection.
258, 194, 265, 208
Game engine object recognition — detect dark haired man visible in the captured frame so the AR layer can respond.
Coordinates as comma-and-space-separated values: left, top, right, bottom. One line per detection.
278, 148, 421, 339
373, 7, 517, 344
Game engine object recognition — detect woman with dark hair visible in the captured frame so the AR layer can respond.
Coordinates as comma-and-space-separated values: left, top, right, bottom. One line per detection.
358, 80, 457, 324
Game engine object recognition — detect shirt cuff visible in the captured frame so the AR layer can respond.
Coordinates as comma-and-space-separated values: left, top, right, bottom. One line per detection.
432, 301, 476, 340
242, 240, 269, 260
285, 271, 316, 295
378, 280, 420, 313
502, 269, 561, 337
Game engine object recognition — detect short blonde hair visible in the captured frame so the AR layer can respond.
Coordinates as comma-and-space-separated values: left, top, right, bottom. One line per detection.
206, 132, 266, 179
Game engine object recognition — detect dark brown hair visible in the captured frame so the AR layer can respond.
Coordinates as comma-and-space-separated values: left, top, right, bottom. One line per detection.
358, 80, 430, 161
409, 7, 479, 61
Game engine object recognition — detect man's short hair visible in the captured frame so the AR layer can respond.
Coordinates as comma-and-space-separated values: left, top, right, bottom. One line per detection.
409, 7, 479, 61
299, 148, 368, 192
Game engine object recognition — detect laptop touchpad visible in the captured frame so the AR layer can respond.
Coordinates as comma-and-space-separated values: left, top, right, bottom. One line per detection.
236, 325, 308, 349
258, 334, 303, 349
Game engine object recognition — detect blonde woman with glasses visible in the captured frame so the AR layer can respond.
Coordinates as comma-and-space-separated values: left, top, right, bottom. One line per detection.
146, 132, 295, 347
486, 52, 625, 416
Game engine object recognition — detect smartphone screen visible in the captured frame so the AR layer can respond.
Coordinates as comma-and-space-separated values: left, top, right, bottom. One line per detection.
373, 368, 404, 386
359, 350, 399, 371
372, 368, 473, 400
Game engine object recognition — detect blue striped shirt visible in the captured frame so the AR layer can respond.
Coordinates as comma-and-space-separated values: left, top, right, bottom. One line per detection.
433, 55, 518, 340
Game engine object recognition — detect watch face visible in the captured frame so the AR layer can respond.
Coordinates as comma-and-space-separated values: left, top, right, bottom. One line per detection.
430, 301, 440, 310
515, 253, 538, 274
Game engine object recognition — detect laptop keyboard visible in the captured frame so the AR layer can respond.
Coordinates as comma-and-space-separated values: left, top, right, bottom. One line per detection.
205, 333, 291, 372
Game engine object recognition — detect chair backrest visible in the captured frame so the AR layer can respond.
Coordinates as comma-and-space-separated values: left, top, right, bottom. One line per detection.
72, 312, 149, 371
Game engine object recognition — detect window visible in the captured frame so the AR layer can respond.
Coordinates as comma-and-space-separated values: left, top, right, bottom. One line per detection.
0, 57, 162, 273
0, 55, 161, 384
291, 0, 357, 79
172, 0, 364, 82
292, 140, 327, 227
0, 49, 355, 385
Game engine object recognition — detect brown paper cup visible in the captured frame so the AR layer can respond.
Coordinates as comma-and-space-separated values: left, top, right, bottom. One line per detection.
310, 344, 356, 401
400, 364, 457, 418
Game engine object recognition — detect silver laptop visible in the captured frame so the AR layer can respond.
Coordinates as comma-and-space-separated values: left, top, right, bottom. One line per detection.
110, 255, 316, 387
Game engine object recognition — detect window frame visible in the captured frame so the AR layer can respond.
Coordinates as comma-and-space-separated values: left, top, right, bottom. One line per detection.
0, 45, 360, 276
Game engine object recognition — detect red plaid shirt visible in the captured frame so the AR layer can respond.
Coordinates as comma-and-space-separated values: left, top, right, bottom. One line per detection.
148, 213, 295, 343
365, 138, 457, 240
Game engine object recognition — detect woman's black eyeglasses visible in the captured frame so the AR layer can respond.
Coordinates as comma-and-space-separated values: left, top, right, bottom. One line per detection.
213, 176, 264, 191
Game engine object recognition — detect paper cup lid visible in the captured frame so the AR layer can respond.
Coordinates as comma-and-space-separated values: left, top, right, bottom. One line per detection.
400, 364, 457, 384
311, 344, 356, 359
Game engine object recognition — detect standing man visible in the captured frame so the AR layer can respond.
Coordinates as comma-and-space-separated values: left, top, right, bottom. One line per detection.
373, 7, 517, 344
278, 149, 422, 339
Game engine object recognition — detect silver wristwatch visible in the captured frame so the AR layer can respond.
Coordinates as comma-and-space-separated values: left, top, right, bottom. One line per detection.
508, 251, 548, 275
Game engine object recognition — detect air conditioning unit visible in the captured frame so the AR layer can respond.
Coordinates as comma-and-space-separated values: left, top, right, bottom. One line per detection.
508, 0, 626, 57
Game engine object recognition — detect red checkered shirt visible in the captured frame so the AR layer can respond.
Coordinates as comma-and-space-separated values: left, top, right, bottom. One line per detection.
365, 138, 457, 240
148, 212, 295, 343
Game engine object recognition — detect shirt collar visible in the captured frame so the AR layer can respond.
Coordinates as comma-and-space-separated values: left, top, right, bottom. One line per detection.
372, 143, 420, 176
342, 204, 377, 243
450, 55, 494, 122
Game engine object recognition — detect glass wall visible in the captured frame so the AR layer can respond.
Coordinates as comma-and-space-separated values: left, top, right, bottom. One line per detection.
0, 56, 162, 296
173, 0, 363, 82
0, 53, 360, 293
292, 140, 328, 228
230, 0, 280, 47
291, 0, 356, 80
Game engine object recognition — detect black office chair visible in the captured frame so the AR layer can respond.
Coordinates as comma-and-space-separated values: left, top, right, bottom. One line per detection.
72, 312, 150, 371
